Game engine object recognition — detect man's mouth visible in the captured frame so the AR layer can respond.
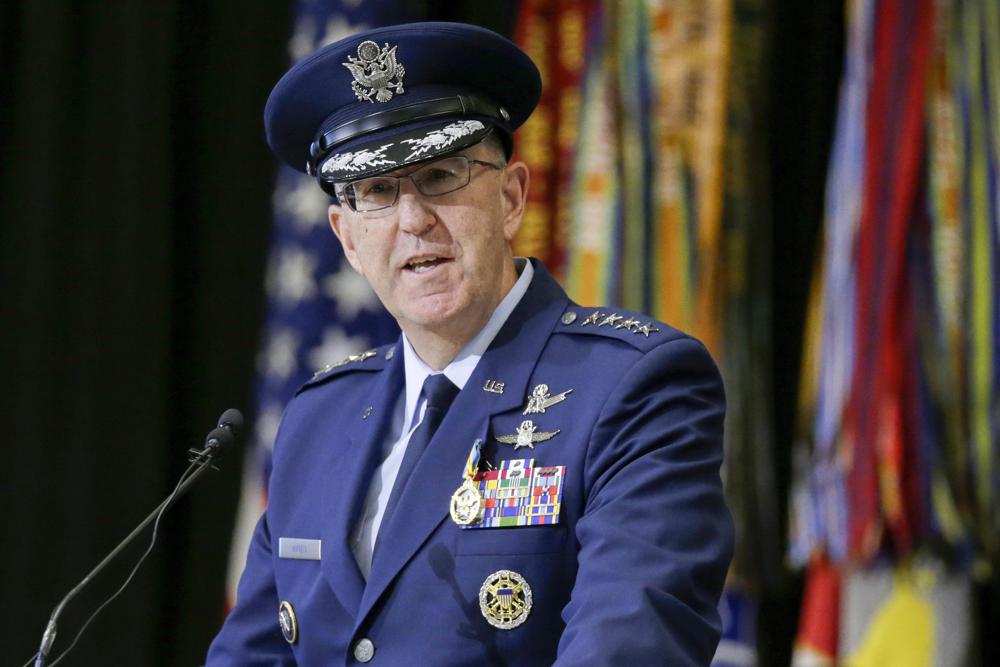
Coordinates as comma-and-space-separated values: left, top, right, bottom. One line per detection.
404, 256, 451, 273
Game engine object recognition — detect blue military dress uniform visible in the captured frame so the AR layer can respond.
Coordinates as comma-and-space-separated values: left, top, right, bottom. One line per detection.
207, 261, 733, 665
208, 20, 732, 665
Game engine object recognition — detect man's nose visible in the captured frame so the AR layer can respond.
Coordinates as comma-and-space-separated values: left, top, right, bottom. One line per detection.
395, 180, 437, 235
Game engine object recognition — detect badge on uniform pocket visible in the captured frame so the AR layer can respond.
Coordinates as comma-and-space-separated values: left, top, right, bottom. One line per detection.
463, 458, 565, 529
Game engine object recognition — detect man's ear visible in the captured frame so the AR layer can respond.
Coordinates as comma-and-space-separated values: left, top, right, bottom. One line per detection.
499, 160, 529, 242
328, 205, 365, 275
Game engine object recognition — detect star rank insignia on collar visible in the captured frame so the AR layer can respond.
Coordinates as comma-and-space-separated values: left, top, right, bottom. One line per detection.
523, 384, 573, 415
495, 419, 560, 450
312, 348, 376, 377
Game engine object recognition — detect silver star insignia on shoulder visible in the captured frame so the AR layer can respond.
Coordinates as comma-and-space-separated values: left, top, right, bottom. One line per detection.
616, 317, 642, 331
312, 348, 377, 377
495, 419, 560, 450
580, 311, 603, 326
523, 384, 573, 415
636, 322, 660, 336
598, 313, 623, 327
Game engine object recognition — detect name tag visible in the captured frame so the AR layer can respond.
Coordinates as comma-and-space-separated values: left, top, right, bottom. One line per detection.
278, 537, 322, 560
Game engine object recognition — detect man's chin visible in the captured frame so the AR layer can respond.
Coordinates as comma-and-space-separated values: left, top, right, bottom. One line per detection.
394, 294, 463, 327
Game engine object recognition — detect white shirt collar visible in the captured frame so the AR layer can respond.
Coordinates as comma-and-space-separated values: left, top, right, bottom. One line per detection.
401, 257, 534, 431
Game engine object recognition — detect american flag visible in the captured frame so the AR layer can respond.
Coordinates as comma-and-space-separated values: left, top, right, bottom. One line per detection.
225, 0, 415, 605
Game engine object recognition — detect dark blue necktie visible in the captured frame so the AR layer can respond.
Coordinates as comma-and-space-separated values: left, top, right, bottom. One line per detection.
379, 373, 459, 536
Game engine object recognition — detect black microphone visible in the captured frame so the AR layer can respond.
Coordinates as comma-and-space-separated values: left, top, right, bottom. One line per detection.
30, 409, 245, 667
217, 408, 245, 439
198, 409, 244, 462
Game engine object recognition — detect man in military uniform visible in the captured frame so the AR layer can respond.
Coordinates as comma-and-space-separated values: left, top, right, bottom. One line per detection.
208, 22, 732, 666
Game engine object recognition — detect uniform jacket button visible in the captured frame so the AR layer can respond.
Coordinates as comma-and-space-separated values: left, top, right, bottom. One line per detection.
353, 638, 375, 662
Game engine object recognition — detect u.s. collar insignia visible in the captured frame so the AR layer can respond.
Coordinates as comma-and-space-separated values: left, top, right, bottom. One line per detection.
278, 600, 298, 644
523, 384, 573, 415
495, 419, 560, 450
480, 569, 533, 629
483, 379, 505, 394
342, 40, 406, 103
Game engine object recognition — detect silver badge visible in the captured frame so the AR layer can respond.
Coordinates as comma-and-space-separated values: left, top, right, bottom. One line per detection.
495, 419, 560, 450
523, 384, 573, 415
342, 40, 406, 103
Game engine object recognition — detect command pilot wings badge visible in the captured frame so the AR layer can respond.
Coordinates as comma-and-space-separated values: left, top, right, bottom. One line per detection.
523, 384, 573, 415
495, 419, 560, 450
342, 40, 406, 103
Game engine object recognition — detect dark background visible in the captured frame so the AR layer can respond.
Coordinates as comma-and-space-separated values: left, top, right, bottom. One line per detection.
0, 1, 846, 665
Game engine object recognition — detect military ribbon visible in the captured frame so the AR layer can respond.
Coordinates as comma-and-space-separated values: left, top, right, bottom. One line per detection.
463, 438, 482, 481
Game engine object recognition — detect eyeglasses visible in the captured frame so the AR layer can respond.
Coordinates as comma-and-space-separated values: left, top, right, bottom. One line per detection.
336, 155, 504, 215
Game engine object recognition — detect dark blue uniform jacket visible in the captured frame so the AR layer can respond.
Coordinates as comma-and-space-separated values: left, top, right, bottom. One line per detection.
208, 261, 733, 666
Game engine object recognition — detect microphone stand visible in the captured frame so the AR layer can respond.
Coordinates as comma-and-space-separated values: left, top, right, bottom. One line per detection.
33, 429, 233, 667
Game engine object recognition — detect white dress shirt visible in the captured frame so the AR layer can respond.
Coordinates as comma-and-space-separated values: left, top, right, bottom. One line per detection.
350, 258, 534, 577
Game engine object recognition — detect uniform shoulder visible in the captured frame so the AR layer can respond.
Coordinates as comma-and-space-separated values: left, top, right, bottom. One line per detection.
296, 342, 396, 394
553, 305, 690, 352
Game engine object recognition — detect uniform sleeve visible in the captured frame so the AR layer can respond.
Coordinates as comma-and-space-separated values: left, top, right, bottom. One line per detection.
205, 511, 295, 666
555, 337, 734, 666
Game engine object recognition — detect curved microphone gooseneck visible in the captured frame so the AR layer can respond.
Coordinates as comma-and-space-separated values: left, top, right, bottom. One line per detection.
28, 409, 244, 667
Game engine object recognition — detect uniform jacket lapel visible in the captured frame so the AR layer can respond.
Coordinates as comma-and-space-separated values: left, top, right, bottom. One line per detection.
357, 261, 569, 627
320, 340, 404, 617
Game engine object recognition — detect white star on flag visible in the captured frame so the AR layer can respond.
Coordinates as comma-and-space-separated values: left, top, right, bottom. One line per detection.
267, 248, 318, 304
323, 263, 381, 318
254, 402, 285, 451
307, 326, 370, 372
259, 328, 299, 380
274, 173, 333, 232
320, 16, 368, 49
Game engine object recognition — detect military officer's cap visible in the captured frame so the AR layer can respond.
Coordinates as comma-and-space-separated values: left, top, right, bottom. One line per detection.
264, 22, 542, 192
